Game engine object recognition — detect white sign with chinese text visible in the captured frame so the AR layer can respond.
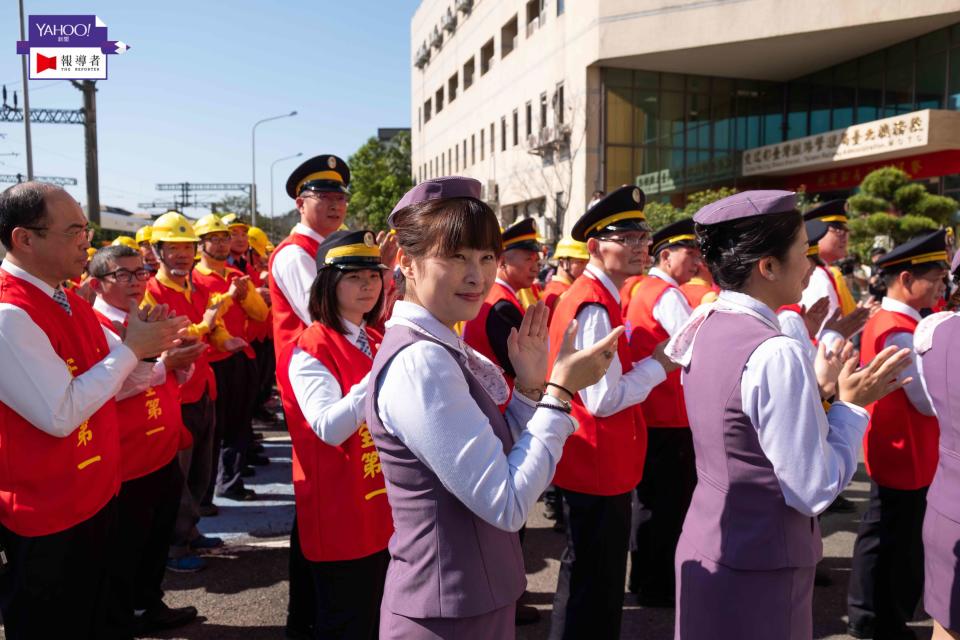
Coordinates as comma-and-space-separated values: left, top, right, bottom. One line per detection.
742, 110, 930, 176
28, 46, 107, 79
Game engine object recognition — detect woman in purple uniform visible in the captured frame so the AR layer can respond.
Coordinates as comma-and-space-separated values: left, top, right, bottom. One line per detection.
667, 190, 911, 640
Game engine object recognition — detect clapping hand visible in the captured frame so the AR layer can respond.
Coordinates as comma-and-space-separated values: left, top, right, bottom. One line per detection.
838, 345, 913, 407
507, 301, 550, 392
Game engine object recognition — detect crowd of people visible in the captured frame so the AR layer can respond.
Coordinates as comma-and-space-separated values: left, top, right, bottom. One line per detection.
0, 154, 958, 640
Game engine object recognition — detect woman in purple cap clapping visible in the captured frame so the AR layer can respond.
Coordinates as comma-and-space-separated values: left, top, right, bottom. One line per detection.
365, 176, 620, 639
666, 190, 912, 640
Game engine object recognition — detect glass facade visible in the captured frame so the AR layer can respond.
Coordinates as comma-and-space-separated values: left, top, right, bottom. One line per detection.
603, 24, 960, 203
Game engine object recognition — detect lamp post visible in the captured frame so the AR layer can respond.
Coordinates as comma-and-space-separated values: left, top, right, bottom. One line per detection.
270, 152, 302, 218
250, 110, 297, 225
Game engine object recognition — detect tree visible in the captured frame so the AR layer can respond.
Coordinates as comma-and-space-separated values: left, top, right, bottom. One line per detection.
347, 131, 413, 232
643, 187, 738, 231
845, 166, 955, 259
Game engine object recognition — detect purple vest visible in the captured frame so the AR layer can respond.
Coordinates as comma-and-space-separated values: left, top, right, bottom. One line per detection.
922, 314, 960, 522
681, 312, 823, 570
365, 325, 526, 619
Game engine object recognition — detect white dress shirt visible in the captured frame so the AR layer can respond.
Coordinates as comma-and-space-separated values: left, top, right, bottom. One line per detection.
647, 267, 693, 338
93, 296, 178, 390
288, 319, 370, 447
575, 264, 667, 418
707, 291, 869, 517
0, 260, 139, 437
777, 307, 843, 364
376, 300, 576, 533
878, 297, 935, 416
270, 223, 324, 327
801, 266, 840, 329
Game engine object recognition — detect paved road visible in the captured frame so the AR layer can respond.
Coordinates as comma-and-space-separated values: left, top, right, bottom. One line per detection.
2, 420, 934, 639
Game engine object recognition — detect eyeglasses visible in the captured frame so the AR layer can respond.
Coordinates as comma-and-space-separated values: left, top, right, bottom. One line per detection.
22, 224, 93, 241
203, 235, 231, 244
101, 268, 151, 283
302, 192, 349, 204
598, 234, 650, 248
827, 225, 849, 237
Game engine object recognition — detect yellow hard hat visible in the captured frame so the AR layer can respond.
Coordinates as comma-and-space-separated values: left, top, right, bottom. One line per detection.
220, 212, 248, 230
193, 213, 230, 238
247, 226, 271, 257
553, 237, 589, 261
86, 247, 96, 259
111, 236, 138, 250
135, 225, 152, 245
151, 211, 198, 243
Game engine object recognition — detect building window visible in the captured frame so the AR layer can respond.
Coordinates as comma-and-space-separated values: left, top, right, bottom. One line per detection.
554, 82, 565, 124
501, 16, 518, 58
448, 149, 452, 174
424, 98, 432, 123
464, 57, 475, 90
441, 153, 445, 175
540, 92, 548, 128
558, 0, 564, 15
481, 39, 495, 75
513, 109, 519, 146
480, 128, 485, 160
418, 107, 422, 132
436, 87, 444, 113
471, 134, 476, 165
491, 123, 495, 153
525, 101, 533, 136
455, 145, 459, 172
463, 140, 468, 167
501, 116, 507, 151
525, 0, 541, 37
449, 73, 459, 103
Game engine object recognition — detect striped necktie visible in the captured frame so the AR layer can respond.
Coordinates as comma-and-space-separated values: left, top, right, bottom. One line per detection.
356, 327, 372, 358
53, 287, 72, 316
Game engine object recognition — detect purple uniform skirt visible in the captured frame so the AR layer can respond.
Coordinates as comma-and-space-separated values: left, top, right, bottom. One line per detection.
674, 535, 814, 640
379, 603, 515, 640
924, 505, 960, 630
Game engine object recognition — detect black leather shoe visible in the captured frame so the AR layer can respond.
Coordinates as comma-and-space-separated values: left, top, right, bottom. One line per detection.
826, 495, 857, 513
515, 603, 540, 626
248, 454, 271, 466
217, 487, 258, 501
241, 466, 255, 478
134, 602, 197, 633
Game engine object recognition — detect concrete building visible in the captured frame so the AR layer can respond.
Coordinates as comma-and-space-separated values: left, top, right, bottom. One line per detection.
410, 0, 960, 239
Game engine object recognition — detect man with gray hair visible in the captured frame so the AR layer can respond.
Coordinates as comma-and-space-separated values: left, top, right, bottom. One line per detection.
0, 182, 186, 639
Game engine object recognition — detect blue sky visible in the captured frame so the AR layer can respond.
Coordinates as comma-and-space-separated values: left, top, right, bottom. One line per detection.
0, 0, 420, 218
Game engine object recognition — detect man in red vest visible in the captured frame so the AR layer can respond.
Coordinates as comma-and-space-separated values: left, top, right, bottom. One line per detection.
623, 217, 699, 606
847, 229, 948, 640
144, 211, 226, 572
679, 261, 718, 308
0, 182, 184, 639
269, 154, 352, 639
547, 185, 677, 640
543, 236, 588, 314
88, 244, 204, 634
193, 214, 269, 502
269, 154, 352, 359
462, 217, 541, 386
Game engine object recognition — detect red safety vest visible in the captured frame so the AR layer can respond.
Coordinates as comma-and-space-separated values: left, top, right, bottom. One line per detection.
624, 276, 688, 428
542, 275, 572, 316
246, 262, 272, 342
548, 273, 646, 496
462, 282, 523, 376
861, 308, 940, 490
144, 274, 217, 403
0, 269, 121, 536
94, 310, 189, 481
679, 277, 718, 308
276, 323, 393, 561
192, 264, 257, 362
269, 233, 320, 358
619, 275, 645, 316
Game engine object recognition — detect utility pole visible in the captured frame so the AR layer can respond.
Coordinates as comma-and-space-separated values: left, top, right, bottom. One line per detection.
72, 80, 99, 225
17, 0, 33, 179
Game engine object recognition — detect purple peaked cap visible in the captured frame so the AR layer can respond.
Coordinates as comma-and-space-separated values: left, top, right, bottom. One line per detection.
388, 176, 483, 227
693, 190, 797, 225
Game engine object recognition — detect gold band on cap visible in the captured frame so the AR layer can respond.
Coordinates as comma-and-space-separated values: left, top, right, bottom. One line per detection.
881, 250, 949, 268
505, 232, 539, 246
591, 210, 646, 234
806, 245, 820, 257
819, 215, 848, 224
297, 170, 344, 195
652, 233, 696, 253
325, 244, 380, 263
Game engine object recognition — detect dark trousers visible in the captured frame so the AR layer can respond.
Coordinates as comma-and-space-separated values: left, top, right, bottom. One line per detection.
309, 548, 390, 639
847, 481, 928, 635
629, 427, 697, 601
0, 498, 124, 640
550, 489, 632, 640
115, 457, 183, 626
254, 338, 276, 410
288, 516, 318, 633
208, 352, 258, 499
172, 392, 215, 553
